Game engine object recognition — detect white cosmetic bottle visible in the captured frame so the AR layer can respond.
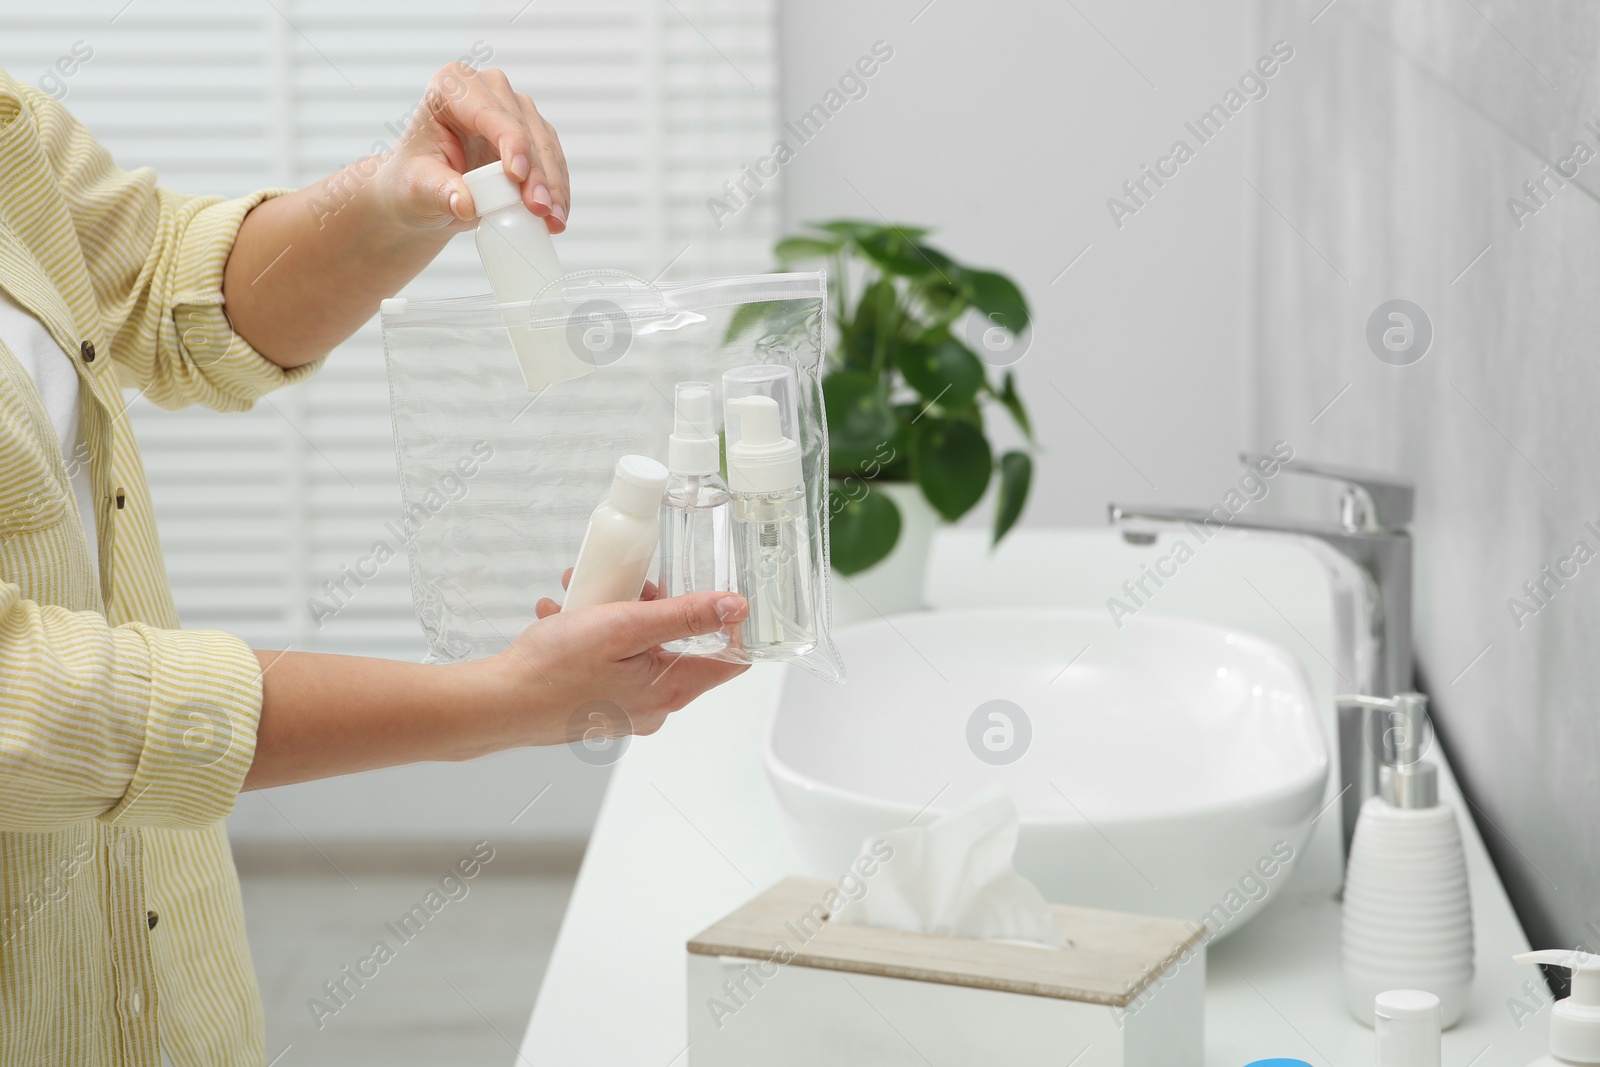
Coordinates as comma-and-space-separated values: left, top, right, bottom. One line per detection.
1340, 694, 1474, 1028
1374, 989, 1442, 1067
562, 455, 670, 612
657, 382, 733, 654
461, 160, 592, 392
1512, 950, 1600, 1066
725, 391, 816, 656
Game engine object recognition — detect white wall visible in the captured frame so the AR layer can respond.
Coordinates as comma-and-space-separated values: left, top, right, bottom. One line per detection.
1252, 0, 1600, 956
778, 0, 1260, 528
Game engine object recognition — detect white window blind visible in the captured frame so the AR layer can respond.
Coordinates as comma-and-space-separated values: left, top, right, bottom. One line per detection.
4, 0, 780, 659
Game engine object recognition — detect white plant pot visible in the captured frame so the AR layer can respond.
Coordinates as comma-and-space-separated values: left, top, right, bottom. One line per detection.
829, 481, 940, 627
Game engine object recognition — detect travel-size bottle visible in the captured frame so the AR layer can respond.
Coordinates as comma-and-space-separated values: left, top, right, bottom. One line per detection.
563, 455, 670, 611
461, 160, 592, 392
724, 372, 816, 656
657, 382, 733, 654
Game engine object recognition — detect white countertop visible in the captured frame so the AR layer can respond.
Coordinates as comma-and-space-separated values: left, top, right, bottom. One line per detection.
518, 531, 1551, 1067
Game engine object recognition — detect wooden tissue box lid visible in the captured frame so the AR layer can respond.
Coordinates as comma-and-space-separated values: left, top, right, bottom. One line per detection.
687, 877, 1204, 1008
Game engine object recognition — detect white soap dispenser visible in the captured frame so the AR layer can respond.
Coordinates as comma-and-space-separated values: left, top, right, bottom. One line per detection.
1512, 950, 1600, 1066
656, 382, 733, 654
1339, 693, 1474, 1028
1375, 989, 1442, 1067
461, 160, 592, 392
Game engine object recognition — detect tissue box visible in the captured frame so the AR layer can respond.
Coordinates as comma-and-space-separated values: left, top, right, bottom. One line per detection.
686, 877, 1205, 1067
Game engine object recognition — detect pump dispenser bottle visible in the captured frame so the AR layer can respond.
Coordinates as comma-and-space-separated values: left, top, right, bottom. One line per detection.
1339, 693, 1474, 1028
725, 390, 815, 655
657, 382, 733, 654
461, 160, 591, 392
1512, 951, 1600, 1066
563, 455, 670, 611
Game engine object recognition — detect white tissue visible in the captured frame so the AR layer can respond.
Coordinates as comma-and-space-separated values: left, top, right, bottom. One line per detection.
831, 786, 1066, 947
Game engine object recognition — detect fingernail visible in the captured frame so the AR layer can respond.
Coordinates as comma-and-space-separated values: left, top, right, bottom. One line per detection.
550, 202, 567, 223
510, 154, 531, 180
531, 184, 552, 210
715, 596, 746, 623
448, 190, 463, 218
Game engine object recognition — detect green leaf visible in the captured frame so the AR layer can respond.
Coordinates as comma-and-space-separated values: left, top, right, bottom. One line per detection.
963, 269, 1030, 334
905, 273, 967, 327
896, 333, 986, 410
840, 277, 894, 372
829, 485, 902, 575
857, 231, 954, 279
910, 418, 992, 522
997, 370, 1033, 441
823, 370, 899, 474
993, 450, 1032, 544
812, 220, 928, 244
775, 236, 843, 262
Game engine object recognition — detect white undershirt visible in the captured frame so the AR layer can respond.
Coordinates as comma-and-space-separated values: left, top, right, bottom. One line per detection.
0, 288, 99, 577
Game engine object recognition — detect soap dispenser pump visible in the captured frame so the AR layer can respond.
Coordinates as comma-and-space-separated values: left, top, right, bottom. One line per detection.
1512, 950, 1600, 1065
1338, 693, 1474, 1028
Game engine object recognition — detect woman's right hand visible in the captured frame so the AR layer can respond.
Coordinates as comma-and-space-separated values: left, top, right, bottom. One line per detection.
482, 588, 750, 749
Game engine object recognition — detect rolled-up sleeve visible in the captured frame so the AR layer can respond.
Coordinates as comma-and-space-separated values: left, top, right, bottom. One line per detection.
0, 582, 262, 833
24, 82, 323, 411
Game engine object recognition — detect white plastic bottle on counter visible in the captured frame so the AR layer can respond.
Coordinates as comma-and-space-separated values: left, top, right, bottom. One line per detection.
1341, 694, 1474, 1028
563, 456, 670, 612
657, 382, 733, 654
1512, 950, 1600, 1066
461, 160, 592, 392
1375, 989, 1441, 1067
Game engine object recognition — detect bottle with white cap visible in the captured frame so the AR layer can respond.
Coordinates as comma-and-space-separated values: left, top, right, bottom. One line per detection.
461, 160, 591, 392
1374, 989, 1442, 1067
656, 382, 733, 654
562, 455, 670, 612
1512, 950, 1600, 1065
723, 365, 816, 655
1339, 693, 1474, 1027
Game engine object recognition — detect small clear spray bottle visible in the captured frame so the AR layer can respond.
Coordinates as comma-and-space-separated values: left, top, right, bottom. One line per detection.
657, 382, 733, 655
724, 366, 816, 657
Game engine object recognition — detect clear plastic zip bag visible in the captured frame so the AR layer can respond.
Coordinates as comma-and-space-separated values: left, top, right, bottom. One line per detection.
378, 270, 844, 682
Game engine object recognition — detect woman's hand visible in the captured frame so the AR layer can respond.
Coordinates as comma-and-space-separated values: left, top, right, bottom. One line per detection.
226, 63, 570, 366
373, 62, 570, 234
245, 589, 748, 791
487, 588, 751, 747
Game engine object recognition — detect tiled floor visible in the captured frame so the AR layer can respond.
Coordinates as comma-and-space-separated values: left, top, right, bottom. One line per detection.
238, 845, 577, 1066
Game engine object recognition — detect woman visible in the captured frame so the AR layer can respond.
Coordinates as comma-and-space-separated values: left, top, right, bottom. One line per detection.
0, 61, 748, 1065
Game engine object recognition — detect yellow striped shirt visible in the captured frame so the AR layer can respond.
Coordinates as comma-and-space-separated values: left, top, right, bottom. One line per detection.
1, 68, 320, 1065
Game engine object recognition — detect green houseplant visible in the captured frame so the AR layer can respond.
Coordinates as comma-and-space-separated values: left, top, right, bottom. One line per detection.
773, 220, 1035, 576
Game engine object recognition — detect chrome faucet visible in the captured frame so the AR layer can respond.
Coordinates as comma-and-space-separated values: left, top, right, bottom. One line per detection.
1109, 453, 1415, 864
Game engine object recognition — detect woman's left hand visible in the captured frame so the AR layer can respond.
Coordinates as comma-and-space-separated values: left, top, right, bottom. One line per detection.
374, 62, 570, 234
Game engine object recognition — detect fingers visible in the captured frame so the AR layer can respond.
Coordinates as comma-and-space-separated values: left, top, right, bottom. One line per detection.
430, 64, 568, 228
514, 93, 569, 231
603, 591, 748, 657
535, 597, 561, 620
639, 656, 751, 716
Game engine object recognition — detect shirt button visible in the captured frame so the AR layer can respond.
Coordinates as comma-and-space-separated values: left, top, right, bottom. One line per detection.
80, 340, 96, 363
115, 491, 126, 510
127, 991, 143, 1017
147, 910, 158, 930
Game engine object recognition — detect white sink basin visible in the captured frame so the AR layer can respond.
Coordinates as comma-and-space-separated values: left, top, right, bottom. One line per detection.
765, 606, 1329, 937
